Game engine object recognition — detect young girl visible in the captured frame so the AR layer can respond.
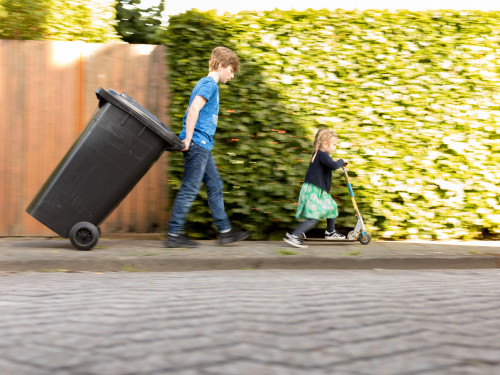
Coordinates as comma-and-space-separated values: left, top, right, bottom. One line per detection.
284, 129, 347, 248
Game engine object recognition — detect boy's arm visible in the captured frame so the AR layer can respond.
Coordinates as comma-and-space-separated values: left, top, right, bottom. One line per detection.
181, 95, 208, 151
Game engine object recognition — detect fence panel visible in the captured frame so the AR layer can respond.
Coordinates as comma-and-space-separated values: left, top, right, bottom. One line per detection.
0, 40, 171, 236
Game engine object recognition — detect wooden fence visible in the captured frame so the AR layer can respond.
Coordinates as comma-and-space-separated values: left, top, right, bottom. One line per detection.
0, 40, 172, 236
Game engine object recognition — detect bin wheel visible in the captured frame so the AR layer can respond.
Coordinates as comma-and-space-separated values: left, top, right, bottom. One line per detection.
69, 222, 99, 251
359, 233, 371, 245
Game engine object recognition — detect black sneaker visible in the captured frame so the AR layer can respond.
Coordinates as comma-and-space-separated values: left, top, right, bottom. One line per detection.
283, 232, 308, 248
218, 229, 250, 245
164, 234, 198, 248
325, 230, 346, 240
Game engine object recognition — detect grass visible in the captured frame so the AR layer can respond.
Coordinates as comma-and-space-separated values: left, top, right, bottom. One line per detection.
276, 249, 299, 256
122, 264, 139, 272
344, 250, 362, 256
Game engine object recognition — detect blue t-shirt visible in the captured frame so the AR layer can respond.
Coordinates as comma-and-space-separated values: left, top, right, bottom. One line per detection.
179, 76, 219, 151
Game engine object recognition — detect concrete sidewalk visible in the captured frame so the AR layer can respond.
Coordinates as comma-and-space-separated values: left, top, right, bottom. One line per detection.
1, 235, 499, 272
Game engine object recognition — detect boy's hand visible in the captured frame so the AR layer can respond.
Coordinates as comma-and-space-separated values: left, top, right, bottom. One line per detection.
343, 161, 349, 167
180, 139, 191, 151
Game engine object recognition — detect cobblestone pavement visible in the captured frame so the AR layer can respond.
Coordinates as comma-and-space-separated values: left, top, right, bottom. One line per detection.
1, 270, 500, 375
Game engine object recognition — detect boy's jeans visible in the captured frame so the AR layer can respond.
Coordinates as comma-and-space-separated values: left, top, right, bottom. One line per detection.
168, 142, 231, 235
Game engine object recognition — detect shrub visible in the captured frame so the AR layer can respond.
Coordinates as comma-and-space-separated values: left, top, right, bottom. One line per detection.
160, 9, 500, 240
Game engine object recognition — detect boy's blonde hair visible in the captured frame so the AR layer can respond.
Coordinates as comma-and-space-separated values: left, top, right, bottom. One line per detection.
209, 46, 240, 73
311, 128, 338, 162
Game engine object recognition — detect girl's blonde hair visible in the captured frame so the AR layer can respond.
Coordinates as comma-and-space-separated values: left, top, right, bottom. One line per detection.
311, 128, 338, 162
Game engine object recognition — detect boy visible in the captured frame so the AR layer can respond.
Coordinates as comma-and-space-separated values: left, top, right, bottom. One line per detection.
165, 47, 250, 248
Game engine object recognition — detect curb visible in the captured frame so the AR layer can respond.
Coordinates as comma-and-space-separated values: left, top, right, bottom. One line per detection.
1, 255, 498, 272
1, 238, 499, 272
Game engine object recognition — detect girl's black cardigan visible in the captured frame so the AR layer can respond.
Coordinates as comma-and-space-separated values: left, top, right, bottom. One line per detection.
303, 150, 345, 193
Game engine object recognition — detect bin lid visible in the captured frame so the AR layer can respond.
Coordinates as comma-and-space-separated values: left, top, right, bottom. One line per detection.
95, 87, 184, 151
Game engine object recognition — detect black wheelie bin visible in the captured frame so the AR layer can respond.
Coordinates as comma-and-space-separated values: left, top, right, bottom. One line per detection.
26, 87, 184, 250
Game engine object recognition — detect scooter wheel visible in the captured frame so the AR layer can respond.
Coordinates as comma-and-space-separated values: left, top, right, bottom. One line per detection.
359, 233, 371, 245
69, 222, 99, 251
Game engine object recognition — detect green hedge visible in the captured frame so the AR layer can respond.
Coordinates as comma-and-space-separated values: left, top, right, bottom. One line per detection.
160, 9, 500, 240
0, 0, 119, 41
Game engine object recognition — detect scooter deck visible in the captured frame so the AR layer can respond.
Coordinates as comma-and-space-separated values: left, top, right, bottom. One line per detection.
304, 238, 357, 242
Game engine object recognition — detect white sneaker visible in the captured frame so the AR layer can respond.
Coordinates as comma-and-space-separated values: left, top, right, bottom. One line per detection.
283, 233, 308, 248
325, 230, 346, 240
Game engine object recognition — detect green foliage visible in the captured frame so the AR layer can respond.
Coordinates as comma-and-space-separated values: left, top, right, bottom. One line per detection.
159, 11, 311, 240
114, 0, 165, 44
0, 0, 51, 39
0, 0, 119, 41
161, 9, 500, 241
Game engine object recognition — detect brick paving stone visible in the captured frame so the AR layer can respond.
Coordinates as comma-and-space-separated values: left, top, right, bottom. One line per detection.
420, 364, 500, 375
332, 350, 461, 375
202, 360, 334, 375
0, 358, 49, 375
1, 270, 500, 374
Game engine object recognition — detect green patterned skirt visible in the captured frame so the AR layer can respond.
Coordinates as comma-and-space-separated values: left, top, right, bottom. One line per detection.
295, 183, 338, 220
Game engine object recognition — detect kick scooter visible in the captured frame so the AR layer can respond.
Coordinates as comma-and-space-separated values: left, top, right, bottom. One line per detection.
305, 167, 371, 245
